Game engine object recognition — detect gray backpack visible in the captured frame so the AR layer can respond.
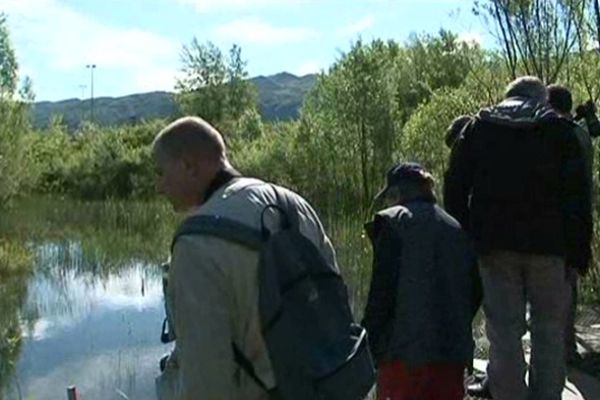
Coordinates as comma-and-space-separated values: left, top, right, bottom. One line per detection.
169, 185, 375, 400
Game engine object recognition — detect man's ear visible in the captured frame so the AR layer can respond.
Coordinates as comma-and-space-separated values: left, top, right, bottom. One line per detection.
180, 154, 200, 175
185, 155, 216, 178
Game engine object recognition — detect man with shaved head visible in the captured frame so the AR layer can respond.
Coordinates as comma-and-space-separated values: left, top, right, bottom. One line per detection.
153, 117, 339, 400
153, 117, 234, 212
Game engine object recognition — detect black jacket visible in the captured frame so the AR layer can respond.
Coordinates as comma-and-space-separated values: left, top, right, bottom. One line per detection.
362, 200, 479, 367
444, 97, 592, 270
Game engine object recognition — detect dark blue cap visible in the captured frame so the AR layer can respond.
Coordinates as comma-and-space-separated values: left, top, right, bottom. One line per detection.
374, 162, 430, 201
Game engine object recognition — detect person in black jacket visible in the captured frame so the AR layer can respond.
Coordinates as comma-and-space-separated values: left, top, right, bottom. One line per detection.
547, 84, 596, 364
363, 162, 478, 400
444, 114, 491, 396
445, 76, 592, 400
445, 115, 472, 149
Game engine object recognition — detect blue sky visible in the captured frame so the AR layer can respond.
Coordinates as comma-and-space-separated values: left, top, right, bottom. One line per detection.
3, 0, 487, 101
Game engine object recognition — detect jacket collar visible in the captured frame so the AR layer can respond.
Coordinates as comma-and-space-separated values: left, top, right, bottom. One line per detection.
185, 166, 241, 217
477, 96, 557, 129
203, 166, 242, 203
400, 194, 437, 206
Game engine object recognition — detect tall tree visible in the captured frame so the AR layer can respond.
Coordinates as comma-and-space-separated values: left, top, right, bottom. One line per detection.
396, 29, 483, 122
298, 33, 484, 213
301, 39, 399, 211
474, 0, 585, 82
0, 13, 34, 203
567, 0, 600, 101
225, 44, 255, 121
175, 39, 258, 135
0, 13, 18, 98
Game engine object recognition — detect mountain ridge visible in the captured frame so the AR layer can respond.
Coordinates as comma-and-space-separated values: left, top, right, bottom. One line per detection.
32, 72, 319, 131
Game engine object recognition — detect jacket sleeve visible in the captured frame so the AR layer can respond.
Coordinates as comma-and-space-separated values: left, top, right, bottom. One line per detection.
584, 114, 600, 138
468, 242, 483, 319
561, 127, 593, 273
444, 121, 476, 231
362, 216, 401, 362
171, 235, 236, 400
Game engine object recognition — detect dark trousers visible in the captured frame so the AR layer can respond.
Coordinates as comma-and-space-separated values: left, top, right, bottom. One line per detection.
565, 268, 578, 360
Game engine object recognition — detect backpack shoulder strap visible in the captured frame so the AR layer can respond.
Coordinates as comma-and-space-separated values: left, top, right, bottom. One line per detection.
171, 215, 263, 253
233, 343, 269, 391
269, 185, 300, 228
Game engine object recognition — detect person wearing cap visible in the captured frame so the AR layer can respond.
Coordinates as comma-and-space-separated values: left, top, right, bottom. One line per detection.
362, 162, 478, 400
445, 76, 591, 400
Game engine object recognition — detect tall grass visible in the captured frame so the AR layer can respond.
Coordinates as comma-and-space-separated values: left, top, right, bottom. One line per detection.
326, 215, 373, 317
0, 240, 32, 399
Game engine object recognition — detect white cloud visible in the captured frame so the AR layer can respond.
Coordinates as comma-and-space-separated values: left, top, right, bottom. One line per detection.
3, 0, 180, 93
458, 31, 484, 46
177, 0, 452, 12
214, 17, 317, 45
23, 263, 163, 341
134, 67, 180, 93
337, 16, 375, 38
294, 60, 323, 76
177, 0, 306, 12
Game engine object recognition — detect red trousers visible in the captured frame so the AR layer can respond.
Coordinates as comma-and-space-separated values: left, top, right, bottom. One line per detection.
377, 360, 464, 400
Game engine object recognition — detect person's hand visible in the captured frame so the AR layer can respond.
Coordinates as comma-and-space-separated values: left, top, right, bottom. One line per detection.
575, 100, 597, 120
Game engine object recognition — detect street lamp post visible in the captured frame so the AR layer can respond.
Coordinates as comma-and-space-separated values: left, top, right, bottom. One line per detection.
79, 84, 87, 122
86, 64, 96, 123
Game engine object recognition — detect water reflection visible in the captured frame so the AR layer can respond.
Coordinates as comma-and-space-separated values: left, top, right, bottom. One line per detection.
3, 241, 171, 400
0, 274, 28, 400
0, 199, 176, 400
0, 198, 372, 400
18, 259, 167, 399
26, 242, 162, 336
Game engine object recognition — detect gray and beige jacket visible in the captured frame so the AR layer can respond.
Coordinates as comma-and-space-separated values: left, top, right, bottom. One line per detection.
157, 176, 337, 400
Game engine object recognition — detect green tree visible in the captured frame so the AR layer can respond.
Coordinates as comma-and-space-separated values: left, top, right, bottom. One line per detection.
225, 45, 256, 121
474, 0, 585, 82
301, 39, 399, 212
0, 13, 17, 99
395, 29, 483, 122
399, 81, 498, 190
0, 14, 35, 204
0, 240, 32, 399
18, 75, 34, 102
175, 39, 258, 137
298, 33, 484, 213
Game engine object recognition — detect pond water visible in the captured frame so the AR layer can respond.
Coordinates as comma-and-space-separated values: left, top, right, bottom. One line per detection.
0, 198, 180, 400
0, 197, 371, 400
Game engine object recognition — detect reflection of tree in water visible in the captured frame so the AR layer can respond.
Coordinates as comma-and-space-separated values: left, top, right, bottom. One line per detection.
0, 197, 379, 399
0, 199, 176, 399
0, 198, 380, 397
0, 242, 33, 400
0, 278, 27, 399
1, 197, 178, 271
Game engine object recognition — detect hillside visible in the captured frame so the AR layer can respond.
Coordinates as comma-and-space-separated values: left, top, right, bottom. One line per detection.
31, 72, 318, 131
